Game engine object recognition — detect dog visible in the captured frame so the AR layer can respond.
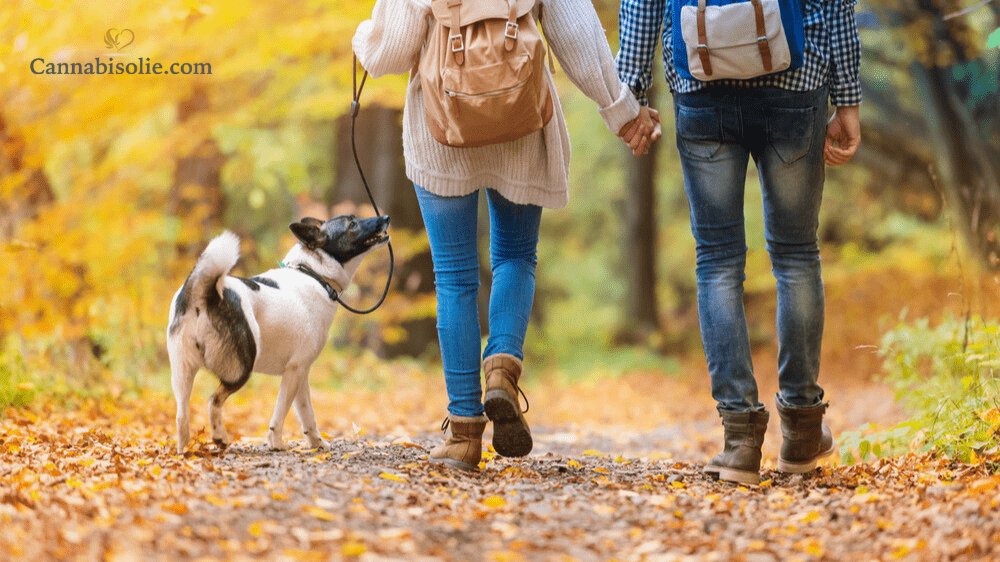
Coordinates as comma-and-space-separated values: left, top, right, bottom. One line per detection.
167, 214, 390, 454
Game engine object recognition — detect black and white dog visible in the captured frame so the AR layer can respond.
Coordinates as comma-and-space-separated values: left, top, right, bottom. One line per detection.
167, 215, 390, 454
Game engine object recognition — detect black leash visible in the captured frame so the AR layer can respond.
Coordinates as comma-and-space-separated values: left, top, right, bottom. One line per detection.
323, 56, 393, 315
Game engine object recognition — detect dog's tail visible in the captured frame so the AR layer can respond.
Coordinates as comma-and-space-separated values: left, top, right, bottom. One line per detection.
186, 230, 241, 308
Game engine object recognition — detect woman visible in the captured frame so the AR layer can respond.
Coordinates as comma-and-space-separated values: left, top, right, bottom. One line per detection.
353, 0, 659, 471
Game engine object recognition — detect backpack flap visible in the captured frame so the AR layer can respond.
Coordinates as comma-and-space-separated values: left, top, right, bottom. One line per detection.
431, 0, 535, 27
673, 0, 804, 82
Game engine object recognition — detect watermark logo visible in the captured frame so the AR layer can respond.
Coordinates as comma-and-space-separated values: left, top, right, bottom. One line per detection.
29, 28, 212, 76
104, 29, 135, 51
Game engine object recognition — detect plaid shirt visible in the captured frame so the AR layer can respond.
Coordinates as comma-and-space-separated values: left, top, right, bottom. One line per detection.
617, 0, 863, 107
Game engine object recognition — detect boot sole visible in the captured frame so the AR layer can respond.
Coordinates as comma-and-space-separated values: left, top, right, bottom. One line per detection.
704, 463, 760, 485
484, 389, 532, 458
428, 456, 479, 473
777, 442, 836, 473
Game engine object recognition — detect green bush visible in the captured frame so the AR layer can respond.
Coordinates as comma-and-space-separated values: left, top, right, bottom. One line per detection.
839, 313, 1000, 464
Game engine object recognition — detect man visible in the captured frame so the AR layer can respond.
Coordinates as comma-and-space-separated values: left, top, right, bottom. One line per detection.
617, 0, 862, 484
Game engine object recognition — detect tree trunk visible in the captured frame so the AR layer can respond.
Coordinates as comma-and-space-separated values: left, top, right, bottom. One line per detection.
618, 90, 662, 343
170, 88, 227, 251
910, 2, 1000, 268
0, 113, 54, 239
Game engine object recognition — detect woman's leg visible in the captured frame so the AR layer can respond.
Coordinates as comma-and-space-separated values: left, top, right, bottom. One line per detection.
481, 188, 542, 458
483, 188, 542, 360
414, 185, 484, 418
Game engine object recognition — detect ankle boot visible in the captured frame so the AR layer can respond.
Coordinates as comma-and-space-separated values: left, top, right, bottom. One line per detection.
703, 408, 769, 485
428, 414, 488, 472
483, 353, 532, 457
776, 401, 834, 473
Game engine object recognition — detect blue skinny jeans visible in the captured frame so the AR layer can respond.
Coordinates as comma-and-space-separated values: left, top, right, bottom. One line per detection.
673, 86, 829, 413
414, 186, 541, 418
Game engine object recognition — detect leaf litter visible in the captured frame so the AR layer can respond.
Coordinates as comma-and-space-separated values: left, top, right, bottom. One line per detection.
2, 392, 998, 562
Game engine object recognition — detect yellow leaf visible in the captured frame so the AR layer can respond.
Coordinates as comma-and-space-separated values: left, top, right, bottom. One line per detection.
800, 511, 821, 523
205, 495, 227, 507
582, 449, 605, 457
483, 496, 507, 508
248, 521, 265, 538
303, 505, 336, 521
162, 503, 188, 515
271, 492, 288, 501
670, 481, 685, 489
593, 467, 609, 474
796, 538, 825, 557
342, 542, 366, 556
891, 545, 911, 559
379, 472, 406, 482
567, 460, 581, 468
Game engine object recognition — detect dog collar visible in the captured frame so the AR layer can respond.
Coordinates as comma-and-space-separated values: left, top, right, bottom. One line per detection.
291, 263, 340, 302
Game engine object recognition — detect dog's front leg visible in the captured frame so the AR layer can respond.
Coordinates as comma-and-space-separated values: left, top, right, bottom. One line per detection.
293, 374, 328, 450
267, 367, 306, 450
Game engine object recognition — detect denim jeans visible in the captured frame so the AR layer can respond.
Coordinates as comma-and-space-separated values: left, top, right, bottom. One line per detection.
673, 86, 829, 412
414, 186, 541, 418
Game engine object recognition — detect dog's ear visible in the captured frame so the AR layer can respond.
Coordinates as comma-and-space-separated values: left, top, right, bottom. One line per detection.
289, 221, 326, 250
300, 217, 324, 228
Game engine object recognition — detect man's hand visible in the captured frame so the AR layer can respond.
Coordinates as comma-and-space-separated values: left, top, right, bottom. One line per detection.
824, 105, 861, 166
619, 106, 662, 156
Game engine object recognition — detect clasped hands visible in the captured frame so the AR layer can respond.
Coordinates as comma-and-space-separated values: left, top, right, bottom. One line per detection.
618, 105, 662, 156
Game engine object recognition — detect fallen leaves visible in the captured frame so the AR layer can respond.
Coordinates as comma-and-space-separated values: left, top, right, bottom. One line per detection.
3, 395, 1000, 562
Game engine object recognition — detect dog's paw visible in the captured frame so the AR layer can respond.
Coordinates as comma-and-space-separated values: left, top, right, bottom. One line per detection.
267, 433, 289, 451
308, 437, 330, 451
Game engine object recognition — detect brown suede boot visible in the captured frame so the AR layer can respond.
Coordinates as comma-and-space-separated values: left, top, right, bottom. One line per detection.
428, 414, 487, 472
483, 353, 532, 457
703, 408, 769, 485
776, 401, 835, 473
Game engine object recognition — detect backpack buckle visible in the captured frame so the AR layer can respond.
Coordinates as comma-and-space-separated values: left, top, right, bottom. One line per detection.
504, 21, 519, 40
450, 34, 465, 52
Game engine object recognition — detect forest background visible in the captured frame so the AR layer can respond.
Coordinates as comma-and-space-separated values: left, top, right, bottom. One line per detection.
1, 0, 999, 466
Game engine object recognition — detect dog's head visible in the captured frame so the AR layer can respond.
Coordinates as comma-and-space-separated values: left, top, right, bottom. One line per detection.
289, 214, 390, 263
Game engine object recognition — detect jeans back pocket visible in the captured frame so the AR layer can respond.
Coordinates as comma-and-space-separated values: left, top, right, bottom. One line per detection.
676, 105, 724, 162
767, 106, 817, 165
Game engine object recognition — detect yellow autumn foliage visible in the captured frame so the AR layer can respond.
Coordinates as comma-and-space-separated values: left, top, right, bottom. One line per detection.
0, 0, 407, 390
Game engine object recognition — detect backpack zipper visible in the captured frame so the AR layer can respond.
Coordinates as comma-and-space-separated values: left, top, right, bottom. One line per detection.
444, 80, 527, 99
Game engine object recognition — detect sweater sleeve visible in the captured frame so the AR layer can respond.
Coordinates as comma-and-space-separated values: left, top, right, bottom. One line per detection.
352, 0, 430, 78
539, 0, 640, 134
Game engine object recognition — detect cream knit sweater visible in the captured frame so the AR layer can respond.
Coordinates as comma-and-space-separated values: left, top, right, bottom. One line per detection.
352, 0, 641, 209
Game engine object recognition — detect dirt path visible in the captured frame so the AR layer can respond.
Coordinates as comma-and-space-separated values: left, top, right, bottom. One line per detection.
2, 377, 998, 562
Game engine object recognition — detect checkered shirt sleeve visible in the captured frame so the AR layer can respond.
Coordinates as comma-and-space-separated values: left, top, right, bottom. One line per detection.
825, 0, 863, 106
617, 0, 667, 106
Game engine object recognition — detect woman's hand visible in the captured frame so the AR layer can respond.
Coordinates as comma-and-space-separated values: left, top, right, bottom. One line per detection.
619, 106, 662, 156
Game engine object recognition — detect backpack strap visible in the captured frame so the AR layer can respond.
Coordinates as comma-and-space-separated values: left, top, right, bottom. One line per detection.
504, 0, 518, 51
696, 0, 713, 77
751, 0, 773, 72
447, 0, 465, 65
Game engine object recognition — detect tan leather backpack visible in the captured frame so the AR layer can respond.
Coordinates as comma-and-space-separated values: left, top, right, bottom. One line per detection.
419, 0, 553, 148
